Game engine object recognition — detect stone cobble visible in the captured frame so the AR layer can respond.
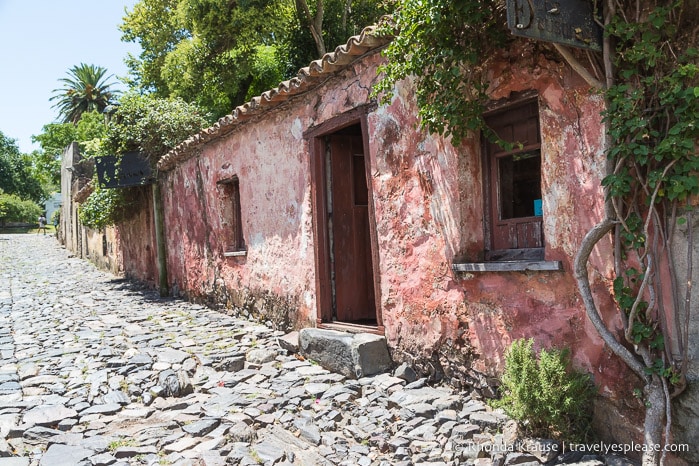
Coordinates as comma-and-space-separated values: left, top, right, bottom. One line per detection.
0, 235, 636, 466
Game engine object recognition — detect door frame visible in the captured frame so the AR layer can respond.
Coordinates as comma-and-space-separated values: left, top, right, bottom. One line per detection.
304, 105, 384, 333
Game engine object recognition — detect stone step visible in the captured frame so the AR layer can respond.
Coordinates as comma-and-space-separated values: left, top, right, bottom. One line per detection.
298, 328, 393, 379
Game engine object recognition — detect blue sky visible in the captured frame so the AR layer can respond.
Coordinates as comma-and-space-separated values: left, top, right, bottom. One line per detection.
0, 1, 140, 153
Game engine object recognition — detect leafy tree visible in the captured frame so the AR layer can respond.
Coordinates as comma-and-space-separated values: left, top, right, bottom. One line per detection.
101, 93, 210, 161
31, 123, 76, 187
120, 0, 392, 118
74, 110, 109, 158
293, 0, 394, 61
377, 1, 698, 464
121, 0, 290, 117
79, 94, 209, 228
50, 64, 119, 124
31, 110, 108, 187
0, 132, 46, 203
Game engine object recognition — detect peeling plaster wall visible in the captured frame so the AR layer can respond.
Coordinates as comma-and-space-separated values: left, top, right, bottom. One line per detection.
155, 56, 377, 329
117, 187, 158, 286
365, 42, 644, 444
369, 43, 626, 389
137, 44, 646, 441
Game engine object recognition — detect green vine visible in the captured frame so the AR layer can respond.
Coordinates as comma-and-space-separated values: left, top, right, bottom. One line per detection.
376, 0, 697, 461
603, 0, 698, 389
79, 184, 146, 229
373, 0, 509, 145
78, 94, 209, 228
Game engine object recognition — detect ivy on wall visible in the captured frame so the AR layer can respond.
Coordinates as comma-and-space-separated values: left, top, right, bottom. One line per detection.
375, 0, 698, 463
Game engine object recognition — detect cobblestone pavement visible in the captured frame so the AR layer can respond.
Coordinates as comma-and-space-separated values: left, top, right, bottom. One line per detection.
0, 234, 634, 466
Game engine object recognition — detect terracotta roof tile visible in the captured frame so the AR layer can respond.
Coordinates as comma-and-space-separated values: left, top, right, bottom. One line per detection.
158, 25, 389, 172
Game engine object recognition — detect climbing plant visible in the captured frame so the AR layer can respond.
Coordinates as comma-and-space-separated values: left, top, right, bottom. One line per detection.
373, 0, 509, 145
79, 94, 210, 228
575, 3, 698, 465
375, 0, 698, 464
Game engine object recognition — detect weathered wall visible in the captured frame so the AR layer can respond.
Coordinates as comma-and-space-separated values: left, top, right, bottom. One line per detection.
59, 143, 122, 275
148, 42, 648, 445
367, 42, 643, 442
157, 57, 376, 328
369, 43, 623, 385
156, 45, 621, 371
114, 186, 157, 286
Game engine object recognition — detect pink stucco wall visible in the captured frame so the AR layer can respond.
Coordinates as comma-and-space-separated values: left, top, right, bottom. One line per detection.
369, 43, 625, 395
159, 95, 323, 328
126, 43, 635, 413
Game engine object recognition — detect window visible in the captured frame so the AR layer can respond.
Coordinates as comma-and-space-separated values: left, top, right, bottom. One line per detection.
483, 99, 543, 261
217, 176, 246, 256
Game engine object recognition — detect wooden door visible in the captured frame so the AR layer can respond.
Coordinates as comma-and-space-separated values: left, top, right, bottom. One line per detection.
329, 133, 376, 323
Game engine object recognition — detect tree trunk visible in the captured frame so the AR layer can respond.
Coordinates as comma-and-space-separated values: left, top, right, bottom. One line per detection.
642, 375, 665, 466
295, 0, 326, 57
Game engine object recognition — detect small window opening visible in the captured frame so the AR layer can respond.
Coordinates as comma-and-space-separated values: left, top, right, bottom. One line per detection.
484, 98, 543, 259
498, 150, 542, 220
217, 176, 245, 253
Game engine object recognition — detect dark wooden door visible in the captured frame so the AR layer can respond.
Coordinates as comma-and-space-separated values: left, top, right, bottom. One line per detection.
329, 133, 376, 323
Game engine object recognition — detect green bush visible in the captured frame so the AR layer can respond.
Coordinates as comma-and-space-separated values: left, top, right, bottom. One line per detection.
79, 186, 121, 229
0, 192, 43, 225
492, 339, 596, 442
102, 94, 210, 162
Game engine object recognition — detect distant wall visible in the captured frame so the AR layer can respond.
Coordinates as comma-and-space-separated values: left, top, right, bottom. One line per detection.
116, 186, 158, 286
58, 142, 122, 275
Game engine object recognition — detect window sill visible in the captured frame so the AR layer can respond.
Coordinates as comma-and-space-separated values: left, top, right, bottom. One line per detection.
452, 260, 562, 273
223, 250, 247, 258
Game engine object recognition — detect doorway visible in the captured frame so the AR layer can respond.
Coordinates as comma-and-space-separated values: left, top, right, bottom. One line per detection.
307, 113, 381, 330
328, 126, 375, 323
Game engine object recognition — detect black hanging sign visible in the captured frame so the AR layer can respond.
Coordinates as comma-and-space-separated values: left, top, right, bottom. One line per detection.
506, 0, 603, 51
96, 151, 154, 188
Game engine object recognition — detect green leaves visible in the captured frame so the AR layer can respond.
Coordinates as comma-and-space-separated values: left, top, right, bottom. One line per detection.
0, 192, 43, 224
374, 0, 508, 145
50, 64, 119, 124
102, 94, 209, 162
122, 0, 392, 118
604, 2, 699, 210
0, 132, 47, 204
493, 339, 595, 442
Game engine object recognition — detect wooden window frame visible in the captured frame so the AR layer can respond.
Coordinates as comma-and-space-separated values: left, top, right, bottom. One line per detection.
482, 97, 544, 262
217, 176, 246, 256
453, 94, 562, 273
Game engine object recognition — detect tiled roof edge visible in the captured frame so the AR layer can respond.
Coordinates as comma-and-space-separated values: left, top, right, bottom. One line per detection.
158, 25, 391, 172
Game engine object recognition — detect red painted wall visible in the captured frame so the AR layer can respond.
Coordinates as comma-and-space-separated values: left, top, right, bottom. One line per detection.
369, 43, 622, 388
124, 43, 637, 432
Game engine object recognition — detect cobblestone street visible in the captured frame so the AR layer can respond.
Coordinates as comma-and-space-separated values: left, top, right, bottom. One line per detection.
0, 234, 633, 466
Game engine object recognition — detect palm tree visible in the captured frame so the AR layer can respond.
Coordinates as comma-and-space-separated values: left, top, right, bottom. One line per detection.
50, 64, 119, 124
